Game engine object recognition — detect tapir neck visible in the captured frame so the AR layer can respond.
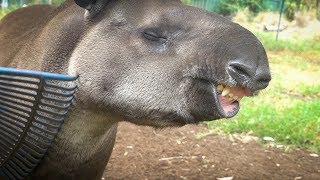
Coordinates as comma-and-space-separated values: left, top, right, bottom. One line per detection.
29, 107, 118, 180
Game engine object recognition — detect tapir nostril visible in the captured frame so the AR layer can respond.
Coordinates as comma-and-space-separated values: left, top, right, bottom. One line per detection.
228, 62, 254, 83
255, 74, 272, 89
228, 62, 271, 90
257, 76, 271, 83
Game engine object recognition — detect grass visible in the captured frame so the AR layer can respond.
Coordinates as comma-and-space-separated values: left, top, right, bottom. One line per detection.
208, 32, 320, 152
255, 32, 320, 53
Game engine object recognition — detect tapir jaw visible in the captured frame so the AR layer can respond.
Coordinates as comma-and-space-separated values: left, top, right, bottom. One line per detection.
178, 77, 254, 124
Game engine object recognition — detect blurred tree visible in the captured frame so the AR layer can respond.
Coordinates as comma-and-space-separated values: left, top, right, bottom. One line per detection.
284, 0, 319, 20
286, 0, 296, 21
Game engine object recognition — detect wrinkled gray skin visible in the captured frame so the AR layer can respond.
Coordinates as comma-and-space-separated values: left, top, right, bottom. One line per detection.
0, 0, 271, 179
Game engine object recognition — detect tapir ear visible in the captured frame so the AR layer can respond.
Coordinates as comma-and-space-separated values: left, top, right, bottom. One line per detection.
74, 0, 108, 17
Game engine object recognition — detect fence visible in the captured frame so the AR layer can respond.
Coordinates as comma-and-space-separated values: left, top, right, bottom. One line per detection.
189, 0, 220, 12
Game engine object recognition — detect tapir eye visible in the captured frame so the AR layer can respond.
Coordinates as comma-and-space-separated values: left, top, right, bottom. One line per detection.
143, 30, 167, 42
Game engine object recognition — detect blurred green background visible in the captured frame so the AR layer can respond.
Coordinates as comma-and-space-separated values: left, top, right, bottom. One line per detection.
1, 0, 319, 152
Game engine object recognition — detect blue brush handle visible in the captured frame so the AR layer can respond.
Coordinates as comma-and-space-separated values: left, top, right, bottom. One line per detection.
0, 67, 78, 81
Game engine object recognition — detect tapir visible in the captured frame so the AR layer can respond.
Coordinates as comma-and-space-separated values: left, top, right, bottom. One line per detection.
0, 0, 271, 179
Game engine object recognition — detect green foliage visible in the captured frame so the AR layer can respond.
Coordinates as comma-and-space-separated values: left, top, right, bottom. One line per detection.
51, 0, 64, 5
215, 0, 265, 16
0, 12, 4, 19
181, 0, 192, 4
0, 5, 19, 19
216, 0, 242, 16
284, 0, 320, 21
0, 0, 64, 19
185, 0, 269, 16
0, 0, 64, 7
285, 2, 296, 21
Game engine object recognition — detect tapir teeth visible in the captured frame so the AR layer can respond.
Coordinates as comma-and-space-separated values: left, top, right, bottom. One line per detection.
216, 84, 239, 102
222, 87, 230, 96
217, 84, 224, 92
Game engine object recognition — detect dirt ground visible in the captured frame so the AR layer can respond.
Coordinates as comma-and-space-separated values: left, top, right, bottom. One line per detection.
104, 122, 320, 179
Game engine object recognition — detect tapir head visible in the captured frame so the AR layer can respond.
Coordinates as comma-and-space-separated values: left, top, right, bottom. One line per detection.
68, 0, 271, 127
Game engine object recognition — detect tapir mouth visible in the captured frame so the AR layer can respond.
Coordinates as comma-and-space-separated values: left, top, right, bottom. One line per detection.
214, 84, 253, 118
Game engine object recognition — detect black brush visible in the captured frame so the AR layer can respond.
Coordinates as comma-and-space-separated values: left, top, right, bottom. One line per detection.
0, 67, 78, 180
